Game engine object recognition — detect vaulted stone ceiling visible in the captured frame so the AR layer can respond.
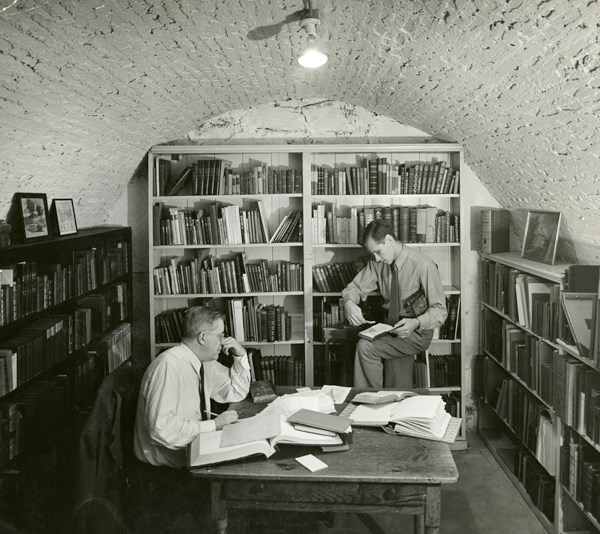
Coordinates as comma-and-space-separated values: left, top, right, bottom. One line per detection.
1, 0, 599, 260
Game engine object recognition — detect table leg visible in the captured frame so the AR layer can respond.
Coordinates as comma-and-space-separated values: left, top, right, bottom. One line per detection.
211, 481, 227, 534
414, 514, 424, 534
424, 485, 441, 534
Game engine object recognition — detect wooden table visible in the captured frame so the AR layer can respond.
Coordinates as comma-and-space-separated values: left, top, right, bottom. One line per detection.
191, 396, 459, 534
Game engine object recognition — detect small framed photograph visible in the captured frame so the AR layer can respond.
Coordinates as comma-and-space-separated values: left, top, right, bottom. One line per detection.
6, 192, 51, 243
521, 210, 562, 265
50, 198, 78, 236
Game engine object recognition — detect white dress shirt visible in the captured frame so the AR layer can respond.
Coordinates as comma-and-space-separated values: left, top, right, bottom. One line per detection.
134, 343, 251, 468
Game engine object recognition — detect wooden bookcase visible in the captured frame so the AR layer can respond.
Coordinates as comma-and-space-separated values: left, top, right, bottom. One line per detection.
0, 225, 133, 531
477, 251, 600, 534
147, 143, 466, 439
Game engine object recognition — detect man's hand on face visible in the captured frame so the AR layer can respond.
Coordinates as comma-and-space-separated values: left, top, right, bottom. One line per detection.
220, 336, 245, 357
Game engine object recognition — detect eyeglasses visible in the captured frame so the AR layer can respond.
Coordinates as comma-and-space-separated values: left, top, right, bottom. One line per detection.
202, 331, 225, 343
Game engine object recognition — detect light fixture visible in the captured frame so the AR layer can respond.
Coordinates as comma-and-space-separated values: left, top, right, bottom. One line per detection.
298, 3, 328, 68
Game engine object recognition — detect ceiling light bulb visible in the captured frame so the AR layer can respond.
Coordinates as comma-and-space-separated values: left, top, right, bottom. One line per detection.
298, 48, 328, 68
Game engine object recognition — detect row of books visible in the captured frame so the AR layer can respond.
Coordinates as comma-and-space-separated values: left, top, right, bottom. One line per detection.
154, 201, 302, 246
515, 447, 555, 522
312, 261, 364, 293
153, 255, 303, 296
0, 242, 129, 327
0, 349, 130, 469
555, 351, 600, 444
0, 289, 129, 400
310, 159, 459, 196
497, 319, 555, 405
561, 429, 600, 522
481, 259, 561, 340
312, 204, 459, 245
313, 298, 346, 341
441, 392, 461, 418
248, 348, 305, 386
228, 298, 293, 343
439, 295, 460, 340
414, 353, 461, 388
491, 376, 546, 456
154, 157, 303, 197
154, 157, 230, 197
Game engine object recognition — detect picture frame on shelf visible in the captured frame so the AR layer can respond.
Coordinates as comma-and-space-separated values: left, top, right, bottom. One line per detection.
6, 192, 51, 243
561, 292, 596, 360
50, 198, 78, 236
521, 209, 562, 265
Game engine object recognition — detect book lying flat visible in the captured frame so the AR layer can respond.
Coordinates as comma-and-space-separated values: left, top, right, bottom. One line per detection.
351, 390, 417, 405
219, 413, 344, 448
287, 409, 352, 434
358, 323, 394, 341
293, 424, 338, 437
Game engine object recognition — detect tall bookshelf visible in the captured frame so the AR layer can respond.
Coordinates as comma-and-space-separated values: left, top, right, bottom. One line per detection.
147, 143, 466, 439
477, 251, 600, 534
0, 226, 133, 532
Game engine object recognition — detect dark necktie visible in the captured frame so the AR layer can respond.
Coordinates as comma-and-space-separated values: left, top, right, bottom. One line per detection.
199, 364, 207, 421
388, 263, 399, 324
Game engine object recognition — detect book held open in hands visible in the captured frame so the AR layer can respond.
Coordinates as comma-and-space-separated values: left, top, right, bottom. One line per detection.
358, 323, 394, 341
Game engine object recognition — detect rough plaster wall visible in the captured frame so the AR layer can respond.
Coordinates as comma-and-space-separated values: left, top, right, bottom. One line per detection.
1, 0, 599, 262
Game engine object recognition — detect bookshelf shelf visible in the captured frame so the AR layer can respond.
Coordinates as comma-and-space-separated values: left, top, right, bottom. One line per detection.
311, 242, 460, 248
482, 349, 555, 413
149, 143, 465, 420
477, 252, 600, 532
154, 243, 303, 250
153, 291, 304, 298
154, 193, 303, 201
481, 302, 559, 348
0, 226, 133, 528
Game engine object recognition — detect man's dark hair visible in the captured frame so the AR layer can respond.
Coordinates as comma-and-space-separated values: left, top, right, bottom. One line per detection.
361, 219, 398, 246
182, 306, 225, 339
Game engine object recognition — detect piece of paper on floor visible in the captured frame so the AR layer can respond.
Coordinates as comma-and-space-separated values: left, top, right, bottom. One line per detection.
295, 454, 328, 472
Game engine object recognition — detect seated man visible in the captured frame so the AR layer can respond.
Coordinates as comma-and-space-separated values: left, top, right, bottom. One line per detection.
342, 220, 447, 388
134, 305, 251, 468
129, 306, 251, 532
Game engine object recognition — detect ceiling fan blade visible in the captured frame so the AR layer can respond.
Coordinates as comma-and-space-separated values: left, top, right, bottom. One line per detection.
247, 10, 305, 41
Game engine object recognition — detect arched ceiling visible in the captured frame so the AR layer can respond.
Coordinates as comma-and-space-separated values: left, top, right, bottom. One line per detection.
1, 0, 599, 259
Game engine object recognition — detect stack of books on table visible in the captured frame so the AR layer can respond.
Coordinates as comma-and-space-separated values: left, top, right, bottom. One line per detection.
188, 391, 352, 468
340, 390, 461, 444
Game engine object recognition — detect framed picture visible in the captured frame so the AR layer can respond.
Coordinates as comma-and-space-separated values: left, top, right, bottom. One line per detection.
50, 198, 78, 236
6, 192, 51, 243
521, 210, 562, 265
561, 292, 596, 360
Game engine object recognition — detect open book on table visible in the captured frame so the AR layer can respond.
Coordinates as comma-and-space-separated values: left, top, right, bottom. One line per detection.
342, 394, 451, 441
350, 390, 417, 405
188, 413, 343, 468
